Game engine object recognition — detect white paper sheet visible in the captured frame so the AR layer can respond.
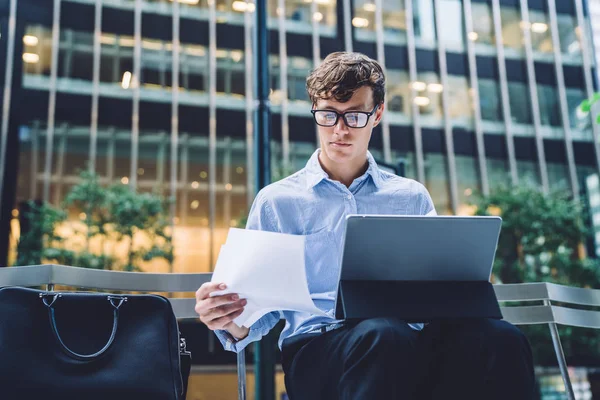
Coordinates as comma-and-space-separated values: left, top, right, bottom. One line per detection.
210, 228, 328, 327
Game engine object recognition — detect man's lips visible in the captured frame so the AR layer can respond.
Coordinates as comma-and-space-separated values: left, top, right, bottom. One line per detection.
330, 142, 352, 147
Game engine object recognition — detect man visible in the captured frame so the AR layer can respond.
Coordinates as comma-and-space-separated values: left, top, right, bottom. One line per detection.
195, 52, 534, 399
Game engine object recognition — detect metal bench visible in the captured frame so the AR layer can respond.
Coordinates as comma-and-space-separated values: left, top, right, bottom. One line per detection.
2, 265, 600, 400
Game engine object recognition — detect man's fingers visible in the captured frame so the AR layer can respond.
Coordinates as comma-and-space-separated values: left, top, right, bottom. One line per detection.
195, 294, 241, 315
199, 299, 247, 324
195, 282, 227, 301
207, 308, 245, 331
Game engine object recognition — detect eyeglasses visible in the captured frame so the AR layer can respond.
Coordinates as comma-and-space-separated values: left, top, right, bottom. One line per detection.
311, 104, 380, 129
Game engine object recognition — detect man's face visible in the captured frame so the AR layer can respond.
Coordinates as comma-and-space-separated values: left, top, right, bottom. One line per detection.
313, 86, 384, 167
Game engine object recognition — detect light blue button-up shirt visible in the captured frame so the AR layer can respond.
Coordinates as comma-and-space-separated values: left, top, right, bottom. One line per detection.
215, 149, 437, 353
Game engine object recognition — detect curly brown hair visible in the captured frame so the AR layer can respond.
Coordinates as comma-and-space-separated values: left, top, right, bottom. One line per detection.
306, 52, 385, 107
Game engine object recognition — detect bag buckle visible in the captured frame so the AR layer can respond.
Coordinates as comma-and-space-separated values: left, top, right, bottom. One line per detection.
39, 293, 62, 307
107, 296, 128, 310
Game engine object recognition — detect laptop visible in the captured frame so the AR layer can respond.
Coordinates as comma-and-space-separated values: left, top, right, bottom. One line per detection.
334, 215, 503, 321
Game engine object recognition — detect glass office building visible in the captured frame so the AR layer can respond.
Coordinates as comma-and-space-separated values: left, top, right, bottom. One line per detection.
1, 0, 597, 272
1, 0, 599, 397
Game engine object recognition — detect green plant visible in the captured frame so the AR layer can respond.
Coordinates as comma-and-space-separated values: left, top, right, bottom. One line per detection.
15, 201, 71, 266
105, 184, 173, 271
471, 185, 600, 365
580, 93, 600, 124
15, 170, 173, 272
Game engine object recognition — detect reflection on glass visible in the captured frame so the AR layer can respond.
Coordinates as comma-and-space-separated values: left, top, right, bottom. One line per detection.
424, 153, 452, 215
557, 14, 582, 57
216, 51, 246, 97
23, 26, 253, 98
415, 73, 443, 121
386, 70, 411, 116
267, 0, 337, 30
413, 0, 436, 45
547, 162, 570, 192
270, 55, 313, 104
566, 88, 590, 130
455, 155, 480, 215
508, 82, 532, 124
470, 3, 495, 46
391, 150, 416, 180
528, 11, 553, 54
383, 0, 408, 43
446, 76, 473, 123
517, 160, 540, 186
354, 0, 407, 44
500, 7, 524, 53
487, 158, 511, 191
438, 0, 464, 50
478, 80, 502, 121
22, 25, 52, 77
63, 131, 92, 177
288, 57, 312, 103
537, 85, 561, 127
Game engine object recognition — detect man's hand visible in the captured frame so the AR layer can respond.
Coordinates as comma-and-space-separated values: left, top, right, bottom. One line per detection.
195, 282, 250, 340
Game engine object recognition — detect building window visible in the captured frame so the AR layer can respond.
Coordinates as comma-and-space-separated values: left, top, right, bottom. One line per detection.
528, 10, 553, 54
470, 3, 495, 47
391, 150, 416, 179
455, 154, 480, 215
413, 0, 436, 46
517, 160, 541, 186
268, 0, 337, 33
269, 55, 313, 104
508, 82, 532, 125
487, 158, 511, 191
547, 162, 570, 192
414, 73, 443, 122
566, 88, 590, 131
537, 85, 561, 127
424, 153, 452, 215
354, 0, 408, 44
383, 0, 408, 44
478, 80, 502, 122
22, 25, 52, 77
386, 70, 411, 116
446, 76, 473, 124
500, 7, 524, 53
557, 14, 582, 58
438, 0, 464, 51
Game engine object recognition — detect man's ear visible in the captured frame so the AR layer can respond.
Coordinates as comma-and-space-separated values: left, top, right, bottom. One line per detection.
372, 102, 384, 127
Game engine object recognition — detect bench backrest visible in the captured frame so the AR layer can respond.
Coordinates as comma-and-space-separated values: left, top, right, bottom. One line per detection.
3, 265, 600, 328
495, 282, 600, 329
0, 264, 211, 319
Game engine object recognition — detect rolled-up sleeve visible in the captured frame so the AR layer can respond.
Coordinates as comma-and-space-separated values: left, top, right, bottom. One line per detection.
214, 311, 281, 353
213, 189, 282, 353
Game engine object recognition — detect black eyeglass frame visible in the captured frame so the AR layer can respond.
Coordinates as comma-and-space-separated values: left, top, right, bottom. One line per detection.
310, 104, 380, 128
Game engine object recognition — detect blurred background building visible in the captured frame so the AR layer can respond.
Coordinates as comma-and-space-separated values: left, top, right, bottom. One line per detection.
1, 0, 600, 398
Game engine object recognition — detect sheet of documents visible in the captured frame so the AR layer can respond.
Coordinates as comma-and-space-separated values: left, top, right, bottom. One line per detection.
210, 228, 329, 328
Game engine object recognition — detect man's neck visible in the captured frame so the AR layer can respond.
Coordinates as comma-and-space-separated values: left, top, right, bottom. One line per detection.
318, 151, 369, 188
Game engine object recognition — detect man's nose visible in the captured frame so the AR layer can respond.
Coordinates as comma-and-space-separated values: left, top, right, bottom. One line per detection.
333, 116, 349, 135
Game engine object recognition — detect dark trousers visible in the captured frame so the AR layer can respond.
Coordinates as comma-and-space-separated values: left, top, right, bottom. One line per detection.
281, 318, 535, 400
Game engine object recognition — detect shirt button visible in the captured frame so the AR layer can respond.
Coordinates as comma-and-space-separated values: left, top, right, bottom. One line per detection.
346, 194, 352, 200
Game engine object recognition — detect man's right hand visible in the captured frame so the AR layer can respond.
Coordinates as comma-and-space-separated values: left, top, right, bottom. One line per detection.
195, 282, 250, 340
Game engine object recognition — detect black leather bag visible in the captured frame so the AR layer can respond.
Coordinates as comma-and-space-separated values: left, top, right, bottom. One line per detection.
0, 286, 191, 400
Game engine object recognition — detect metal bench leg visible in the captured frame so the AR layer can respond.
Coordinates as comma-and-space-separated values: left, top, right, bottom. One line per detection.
237, 349, 246, 400
545, 301, 575, 400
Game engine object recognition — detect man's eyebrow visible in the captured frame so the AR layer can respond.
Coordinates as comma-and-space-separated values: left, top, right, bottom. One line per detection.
320, 105, 368, 112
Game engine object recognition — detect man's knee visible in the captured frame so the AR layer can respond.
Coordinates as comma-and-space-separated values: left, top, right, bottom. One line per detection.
483, 319, 531, 355
349, 318, 417, 356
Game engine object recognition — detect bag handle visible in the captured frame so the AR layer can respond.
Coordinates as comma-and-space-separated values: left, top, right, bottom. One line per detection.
40, 293, 128, 361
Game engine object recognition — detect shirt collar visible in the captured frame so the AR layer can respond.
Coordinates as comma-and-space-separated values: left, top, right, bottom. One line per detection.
304, 149, 383, 190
